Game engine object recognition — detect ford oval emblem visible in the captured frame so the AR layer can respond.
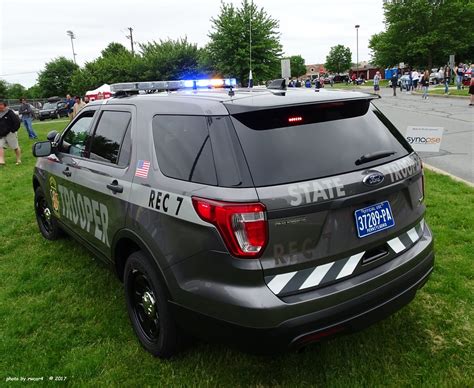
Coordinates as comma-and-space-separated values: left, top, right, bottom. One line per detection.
363, 172, 385, 187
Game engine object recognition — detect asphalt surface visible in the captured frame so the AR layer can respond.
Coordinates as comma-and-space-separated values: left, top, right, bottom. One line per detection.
371, 87, 473, 183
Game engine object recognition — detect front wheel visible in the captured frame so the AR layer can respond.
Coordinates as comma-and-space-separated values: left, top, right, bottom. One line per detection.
34, 186, 62, 240
124, 251, 181, 358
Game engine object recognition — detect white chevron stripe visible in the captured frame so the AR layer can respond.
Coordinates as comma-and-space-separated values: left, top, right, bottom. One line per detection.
299, 262, 334, 290
387, 237, 405, 253
420, 218, 425, 233
407, 227, 419, 243
336, 252, 365, 279
266, 271, 297, 294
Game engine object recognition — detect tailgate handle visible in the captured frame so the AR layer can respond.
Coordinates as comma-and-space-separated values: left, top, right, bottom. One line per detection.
106, 180, 123, 194
62, 168, 72, 177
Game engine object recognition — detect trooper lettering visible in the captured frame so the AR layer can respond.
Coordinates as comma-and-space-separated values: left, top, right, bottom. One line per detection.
57, 184, 110, 246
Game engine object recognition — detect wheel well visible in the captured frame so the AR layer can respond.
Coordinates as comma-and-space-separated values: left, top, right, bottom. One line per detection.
114, 238, 141, 282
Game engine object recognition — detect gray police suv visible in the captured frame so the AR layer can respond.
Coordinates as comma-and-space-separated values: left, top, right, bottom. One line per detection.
32, 79, 434, 358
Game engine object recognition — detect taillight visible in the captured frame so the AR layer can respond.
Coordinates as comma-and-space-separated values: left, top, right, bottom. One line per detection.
192, 197, 268, 258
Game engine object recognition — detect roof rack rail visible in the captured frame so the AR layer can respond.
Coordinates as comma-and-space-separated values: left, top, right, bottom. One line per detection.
110, 78, 237, 94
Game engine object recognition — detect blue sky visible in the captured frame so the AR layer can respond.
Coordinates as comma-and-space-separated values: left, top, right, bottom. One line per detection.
0, 0, 385, 87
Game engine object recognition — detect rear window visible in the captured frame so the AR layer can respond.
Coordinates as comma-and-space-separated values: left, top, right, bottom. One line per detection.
231, 101, 411, 186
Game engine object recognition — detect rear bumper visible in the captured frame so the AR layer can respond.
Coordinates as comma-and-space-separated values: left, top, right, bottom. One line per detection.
168, 223, 434, 351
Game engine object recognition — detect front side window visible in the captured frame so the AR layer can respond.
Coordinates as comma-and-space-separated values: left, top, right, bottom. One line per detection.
152, 115, 217, 185
61, 110, 96, 157
89, 111, 131, 165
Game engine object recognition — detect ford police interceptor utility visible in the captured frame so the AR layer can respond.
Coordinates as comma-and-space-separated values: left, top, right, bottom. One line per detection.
32, 78, 434, 358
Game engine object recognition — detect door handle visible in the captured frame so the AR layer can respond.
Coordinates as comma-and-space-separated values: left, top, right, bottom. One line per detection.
62, 168, 72, 177
106, 180, 123, 194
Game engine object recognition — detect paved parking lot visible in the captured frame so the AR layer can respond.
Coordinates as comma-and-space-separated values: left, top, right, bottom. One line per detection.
372, 88, 473, 183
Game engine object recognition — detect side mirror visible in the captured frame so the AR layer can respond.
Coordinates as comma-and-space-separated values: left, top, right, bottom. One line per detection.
47, 130, 58, 142
32, 141, 52, 157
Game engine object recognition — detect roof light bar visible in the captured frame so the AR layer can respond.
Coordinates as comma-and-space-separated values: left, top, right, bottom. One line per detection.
110, 78, 237, 93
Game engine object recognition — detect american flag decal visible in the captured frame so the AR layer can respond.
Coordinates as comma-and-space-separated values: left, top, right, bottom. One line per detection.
135, 160, 151, 178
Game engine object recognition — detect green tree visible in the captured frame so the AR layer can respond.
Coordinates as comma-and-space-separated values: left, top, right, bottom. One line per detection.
6, 83, 26, 99
325, 45, 352, 74
26, 84, 43, 99
207, 0, 282, 85
0, 79, 8, 97
289, 55, 306, 78
369, 0, 474, 69
38, 57, 79, 97
139, 38, 203, 80
70, 43, 139, 96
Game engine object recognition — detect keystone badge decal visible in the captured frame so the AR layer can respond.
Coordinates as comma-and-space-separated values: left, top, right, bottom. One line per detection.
49, 176, 60, 217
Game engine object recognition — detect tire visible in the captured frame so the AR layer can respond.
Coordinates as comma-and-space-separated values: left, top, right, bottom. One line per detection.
124, 251, 180, 358
34, 186, 62, 240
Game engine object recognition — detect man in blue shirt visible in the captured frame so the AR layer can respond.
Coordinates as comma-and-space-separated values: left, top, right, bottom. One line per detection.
65, 94, 75, 120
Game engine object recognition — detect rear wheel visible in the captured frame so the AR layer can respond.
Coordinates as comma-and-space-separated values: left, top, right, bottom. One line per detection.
34, 186, 61, 240
124, 251, 180, 358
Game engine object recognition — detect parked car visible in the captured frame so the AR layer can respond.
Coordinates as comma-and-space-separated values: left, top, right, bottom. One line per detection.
38, 101, 68, 121
398, 75, 411, 90
429, 69, 443, 85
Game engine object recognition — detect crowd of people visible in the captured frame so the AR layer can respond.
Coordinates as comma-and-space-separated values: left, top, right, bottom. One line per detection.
0, 94, 89, 167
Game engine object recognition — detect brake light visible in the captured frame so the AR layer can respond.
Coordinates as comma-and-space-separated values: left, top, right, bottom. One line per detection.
192, 197, 268, 258
288, 116, 303, 123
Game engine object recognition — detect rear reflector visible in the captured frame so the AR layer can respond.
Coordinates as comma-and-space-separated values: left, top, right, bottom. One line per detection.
192, 197, 268, 258
294, 325, 345, 347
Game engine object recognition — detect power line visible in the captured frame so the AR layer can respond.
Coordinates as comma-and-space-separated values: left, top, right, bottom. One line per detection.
0, 71, 39, 77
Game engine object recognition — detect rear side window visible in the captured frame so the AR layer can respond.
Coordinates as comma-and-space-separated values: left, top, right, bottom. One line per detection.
90, 111, 131, 165
231, 101, 411, 186
152, 115, 217, 185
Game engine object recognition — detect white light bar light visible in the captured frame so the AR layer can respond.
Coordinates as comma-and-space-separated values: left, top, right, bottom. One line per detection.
110, 78, 237, 93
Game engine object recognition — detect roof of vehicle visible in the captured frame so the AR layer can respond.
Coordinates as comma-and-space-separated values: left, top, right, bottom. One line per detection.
88, 88, 378, 115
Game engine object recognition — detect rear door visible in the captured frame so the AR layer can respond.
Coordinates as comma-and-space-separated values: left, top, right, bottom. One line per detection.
229, 100, 425, 296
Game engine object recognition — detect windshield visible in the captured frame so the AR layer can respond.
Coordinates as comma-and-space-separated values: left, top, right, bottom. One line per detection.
43, 103, 56, 110
230, 102, 411, 187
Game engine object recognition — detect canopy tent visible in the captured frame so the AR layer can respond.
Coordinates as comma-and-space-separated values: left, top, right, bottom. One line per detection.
85, 84, 112, 101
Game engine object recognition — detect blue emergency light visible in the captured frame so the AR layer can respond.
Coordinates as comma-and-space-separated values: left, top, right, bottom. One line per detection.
110, 78, 237, 94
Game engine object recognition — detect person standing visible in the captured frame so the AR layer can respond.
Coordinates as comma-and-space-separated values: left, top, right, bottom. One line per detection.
412, 69, 419, 90
373, 71, 381, 95
455, 64, 464, 90
0, 98, 22, 166
443, 65, 451, 95
72, 96, 86, 119
390, 72, 398, 96
469, 77, 474, 106
65, 94, 75, 120
18, 98, 38, 139
421, 70, 430, 99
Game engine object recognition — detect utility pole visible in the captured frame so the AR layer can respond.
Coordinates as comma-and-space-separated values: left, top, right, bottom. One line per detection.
355, 25, 360, 80
248, 0, 253, 88
126, 27, 135, 55
66, 30, 77, 65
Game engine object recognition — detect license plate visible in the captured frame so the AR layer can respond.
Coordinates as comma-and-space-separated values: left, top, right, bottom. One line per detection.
354, 201, 395, 238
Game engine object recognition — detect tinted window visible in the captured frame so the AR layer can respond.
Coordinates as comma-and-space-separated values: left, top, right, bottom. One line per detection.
61, 110, 96, 157
231, 103, 410, 186
152, 115, 217, 185
90, 111, 131, 164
